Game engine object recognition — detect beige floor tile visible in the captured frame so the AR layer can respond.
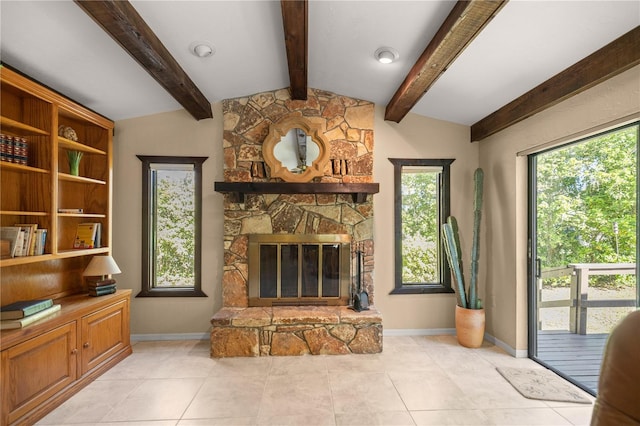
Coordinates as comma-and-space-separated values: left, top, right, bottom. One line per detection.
97, 351, 174, 380
256, 413, 336, 425
329, 371, 406, 414
178, 418, 256, 425
388, 370, 473, 411
410, 409, 491, 425
258, 373, 333, 418
552, 406, 595, 425
182, 375, 266, 419
147, 353, 216, 378
209, 356, 273, 377
269, 354, 328, 375
335, 410, 416, 425
482, 407, 573, 425
36, 379, 141, 424
325, 353, 386, 373
101, 378, 204, 422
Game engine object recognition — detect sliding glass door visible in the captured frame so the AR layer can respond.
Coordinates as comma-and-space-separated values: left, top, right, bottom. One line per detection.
528, 122, 639, 395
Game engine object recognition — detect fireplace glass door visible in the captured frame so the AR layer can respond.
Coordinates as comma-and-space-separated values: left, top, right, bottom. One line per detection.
249, 234, 351, 306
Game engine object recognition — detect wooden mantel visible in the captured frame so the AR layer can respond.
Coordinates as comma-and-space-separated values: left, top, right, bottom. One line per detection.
214, 182, 379, 203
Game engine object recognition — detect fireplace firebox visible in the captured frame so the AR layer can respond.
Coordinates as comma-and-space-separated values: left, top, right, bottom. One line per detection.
248, 234, 351, 306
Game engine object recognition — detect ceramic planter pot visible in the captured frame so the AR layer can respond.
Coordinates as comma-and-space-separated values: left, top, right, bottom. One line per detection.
455, 305, 485, 348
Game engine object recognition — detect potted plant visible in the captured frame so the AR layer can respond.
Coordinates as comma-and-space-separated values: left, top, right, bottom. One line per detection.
67, 150, 83, 176
442, 168, 485, 348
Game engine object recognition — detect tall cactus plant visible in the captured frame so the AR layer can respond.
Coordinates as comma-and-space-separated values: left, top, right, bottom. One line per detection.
442, 168, 484, 309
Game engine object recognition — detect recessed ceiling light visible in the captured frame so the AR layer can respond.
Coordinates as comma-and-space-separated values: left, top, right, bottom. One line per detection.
374, 47, 399, 64
189, 41, 215, 58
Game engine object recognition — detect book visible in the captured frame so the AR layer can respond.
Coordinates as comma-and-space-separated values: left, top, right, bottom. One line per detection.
35, 228, 47, 255
58, 208, 84, 213
14, 224, 38, 256
0, 226, 22, 258
0, 298, 54, 320
89, 286, 117, 297
0, 304, 61, 330
73, 223, 98, 249
87, 278, 116, 288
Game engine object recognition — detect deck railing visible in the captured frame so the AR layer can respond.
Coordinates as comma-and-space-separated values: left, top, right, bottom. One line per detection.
538, 263, 637, 334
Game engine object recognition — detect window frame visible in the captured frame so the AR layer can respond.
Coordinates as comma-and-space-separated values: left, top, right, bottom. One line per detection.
389, 158, 455, 295
137, 155, 208, 298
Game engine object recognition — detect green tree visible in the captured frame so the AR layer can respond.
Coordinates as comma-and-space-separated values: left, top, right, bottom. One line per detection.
402, 171, 439, 282
536, 126, 637, 286
155, 170, 195, 287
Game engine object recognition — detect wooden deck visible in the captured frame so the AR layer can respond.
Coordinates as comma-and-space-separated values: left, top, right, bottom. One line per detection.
537, 331, 609, 395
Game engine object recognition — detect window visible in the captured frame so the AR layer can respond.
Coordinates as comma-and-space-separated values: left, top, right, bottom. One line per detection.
137, 156, 207, 297
389, 158, 454, 294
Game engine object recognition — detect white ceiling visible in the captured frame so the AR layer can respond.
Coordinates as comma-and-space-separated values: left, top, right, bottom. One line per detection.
1, 1, 638, 124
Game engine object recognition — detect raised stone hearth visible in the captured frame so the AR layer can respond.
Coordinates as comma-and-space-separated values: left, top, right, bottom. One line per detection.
211, 306, 382, 357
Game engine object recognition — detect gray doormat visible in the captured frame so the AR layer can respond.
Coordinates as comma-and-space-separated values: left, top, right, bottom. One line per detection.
497, 367, 592, 404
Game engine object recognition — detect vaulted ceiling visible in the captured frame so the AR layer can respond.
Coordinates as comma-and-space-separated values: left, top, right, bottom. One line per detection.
1, 1, 638, 142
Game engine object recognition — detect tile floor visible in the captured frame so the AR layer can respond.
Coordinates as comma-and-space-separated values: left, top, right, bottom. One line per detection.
37, 335, 595, 425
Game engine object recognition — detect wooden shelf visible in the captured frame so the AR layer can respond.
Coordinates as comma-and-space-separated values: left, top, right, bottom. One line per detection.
56, 247, 110, 258
0, 254, 56, 267
0, 162, 49, 174
58, 213, 106, 218
58, 137, 106, 155
58, 173, 106, 185
214, 181, 379, 203
0, 116, 50, 136
1, 210, 48, 216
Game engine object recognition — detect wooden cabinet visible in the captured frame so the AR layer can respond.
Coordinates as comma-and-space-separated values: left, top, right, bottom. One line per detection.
0, 291, 131, 426
1, 65, 113, 268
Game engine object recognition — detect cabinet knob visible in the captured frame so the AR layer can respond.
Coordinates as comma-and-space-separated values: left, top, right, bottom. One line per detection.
71, 348, 78, 355
83, 342, 90, 348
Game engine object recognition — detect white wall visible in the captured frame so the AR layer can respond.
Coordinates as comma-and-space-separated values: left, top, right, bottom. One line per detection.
113, 104, 224, 335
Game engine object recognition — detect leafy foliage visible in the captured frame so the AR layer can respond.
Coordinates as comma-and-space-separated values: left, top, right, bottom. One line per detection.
401, 171, 439, 283
155, 169, 195, 287
536, 126, 637, 287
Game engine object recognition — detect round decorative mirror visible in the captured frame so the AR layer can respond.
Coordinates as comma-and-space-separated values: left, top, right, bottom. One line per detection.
263, 116, 330, 182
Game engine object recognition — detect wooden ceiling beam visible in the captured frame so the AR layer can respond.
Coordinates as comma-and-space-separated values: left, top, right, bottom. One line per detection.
471, 26, 640, 142
281, 0, 308, 100
74, 0, 212, 120
385, 0, 507, 123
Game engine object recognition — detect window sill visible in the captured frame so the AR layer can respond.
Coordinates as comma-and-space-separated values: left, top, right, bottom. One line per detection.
389, 285, 455, 295
136, 288, 208, 298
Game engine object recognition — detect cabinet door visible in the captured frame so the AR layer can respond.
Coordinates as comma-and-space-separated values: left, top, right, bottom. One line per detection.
80, 298, 129, 375
1, 322, 77, 425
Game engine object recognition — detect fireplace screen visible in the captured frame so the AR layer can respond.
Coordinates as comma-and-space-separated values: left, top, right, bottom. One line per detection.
248, 234, 351, 306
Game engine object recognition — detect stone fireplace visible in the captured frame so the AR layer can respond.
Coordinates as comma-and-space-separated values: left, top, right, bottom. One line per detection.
210, 88, 382, 357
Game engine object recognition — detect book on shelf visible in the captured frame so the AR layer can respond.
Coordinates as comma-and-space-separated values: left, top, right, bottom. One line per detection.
34, 228, 47, 255
89, 285, 117, 297
1, 226, 22, 258
58, 208, 84, 214
0, 298, 54, 320
14, 224, 38, 256
0, 304, 61, 330
87, 278, 116, 289
73, 222, 100, 249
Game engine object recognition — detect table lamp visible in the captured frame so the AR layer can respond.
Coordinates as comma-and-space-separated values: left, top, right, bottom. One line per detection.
83, 255, 121, 284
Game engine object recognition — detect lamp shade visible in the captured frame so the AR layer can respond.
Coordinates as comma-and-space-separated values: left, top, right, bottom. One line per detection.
83, 255, 122, 276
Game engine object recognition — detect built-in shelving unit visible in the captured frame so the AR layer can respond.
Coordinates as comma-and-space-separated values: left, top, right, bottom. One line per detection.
1, 66, 129, 426
1, 66, 113, 268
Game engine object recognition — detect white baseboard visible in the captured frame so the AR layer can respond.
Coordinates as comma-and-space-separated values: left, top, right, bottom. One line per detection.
131, 332, 209, 342
382, 329, 527, 358
483, 333, 528, 358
